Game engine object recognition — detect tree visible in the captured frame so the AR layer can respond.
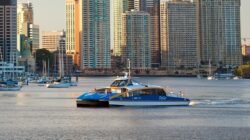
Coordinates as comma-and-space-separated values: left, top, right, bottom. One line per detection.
35, 49, 54, 74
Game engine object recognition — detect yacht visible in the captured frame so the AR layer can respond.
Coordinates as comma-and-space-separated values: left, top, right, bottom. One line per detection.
76, 74, 190, 107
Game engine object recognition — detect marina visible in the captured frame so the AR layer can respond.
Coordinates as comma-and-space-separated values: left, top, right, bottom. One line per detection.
0, 77, 250, 139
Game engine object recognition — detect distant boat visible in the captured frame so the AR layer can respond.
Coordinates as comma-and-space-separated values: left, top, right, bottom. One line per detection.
0, 81, 21, 91
46, 82, 71, 88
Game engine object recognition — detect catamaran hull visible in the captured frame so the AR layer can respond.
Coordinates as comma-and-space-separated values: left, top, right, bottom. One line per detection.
46, 84, 70, 88
76, 100, 109, 107
109, 101, 190, 106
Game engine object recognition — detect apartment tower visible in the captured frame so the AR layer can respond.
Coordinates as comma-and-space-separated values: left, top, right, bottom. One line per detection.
160, 0, 198, 68
0, 0, 17, 64
66, 0, 82, 66
81, 0, 111, 69
196, 0, 242, 66
110, 0, 134, 56
134, 0, 161, 68
121, 10, 151, 69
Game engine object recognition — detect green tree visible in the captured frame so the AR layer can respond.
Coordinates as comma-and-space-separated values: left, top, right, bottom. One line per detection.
35, 49, 54, 73
235, 64, 250, 78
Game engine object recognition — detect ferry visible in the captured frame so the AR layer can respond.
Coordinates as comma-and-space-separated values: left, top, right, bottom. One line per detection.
76, 74, 190, 107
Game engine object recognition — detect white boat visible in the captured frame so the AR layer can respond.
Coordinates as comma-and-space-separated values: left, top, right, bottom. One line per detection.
46, 82, 71, 88
207, 76, 214, 80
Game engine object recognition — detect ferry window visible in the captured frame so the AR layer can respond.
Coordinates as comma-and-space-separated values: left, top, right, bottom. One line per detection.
155, 89, 166, 96
110, 80, 128, 87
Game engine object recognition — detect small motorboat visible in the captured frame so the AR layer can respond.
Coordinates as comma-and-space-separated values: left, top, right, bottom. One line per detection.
76, 74, 190, 107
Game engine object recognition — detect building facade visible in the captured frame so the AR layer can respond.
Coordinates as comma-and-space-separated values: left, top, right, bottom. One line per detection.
28, 24, 40, 53
42, 31, 65, 52
81, 0, 111, 69
160, 0, 198, 68
134, 0, 160, 68
66, 0, 82, 66
197, 0, 242, 66
0, 0, 17, 64
110, 0, 134, 56
17, 2, 33, 36
121, 10, 151, 69
242, 45, 250, 56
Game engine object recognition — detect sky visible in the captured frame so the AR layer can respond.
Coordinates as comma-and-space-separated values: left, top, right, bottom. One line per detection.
18, 0, 250, 39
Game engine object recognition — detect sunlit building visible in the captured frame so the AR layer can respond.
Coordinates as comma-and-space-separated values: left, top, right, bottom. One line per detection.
110, 0, 134, 56
42, 31, 65, 52
81, 0, 111, 69
66, 0, 82, 66
121, 10, 151, 69
160, 0, 198, 68
242, 45, 250, 56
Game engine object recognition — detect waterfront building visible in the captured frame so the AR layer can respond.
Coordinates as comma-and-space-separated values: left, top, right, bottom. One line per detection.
0, 0, 17, 64
121, 10, 151, 69
160, 0, 198, 68
134, 0, 160, 68
42, 31, 65, 52
81, 0, 111, 69
66, 0, 82, 66
110, 0, 134, 56
196, 0, 242, 66
0, 62, 25, 78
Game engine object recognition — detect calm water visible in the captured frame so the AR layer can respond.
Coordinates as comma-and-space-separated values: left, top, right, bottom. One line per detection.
0, 77, 250, 140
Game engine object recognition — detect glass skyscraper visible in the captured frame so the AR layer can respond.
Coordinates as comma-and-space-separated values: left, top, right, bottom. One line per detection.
81, 0, 111, 69
110, 0, 134, 56
160, 0, 198, 68
121, 10, 151, 69
134, 0, 161, 68
197, 0, 242, 66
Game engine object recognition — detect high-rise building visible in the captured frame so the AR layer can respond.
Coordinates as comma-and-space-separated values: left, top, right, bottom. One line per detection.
66, 0, 82, 66
42, 31, 65, 52
121, 10, 151, 69
17, 2, 33, 36
197, 0, 242, 66
0, 0, 17, 64
160, 0, 198, 68
28, 24, 40, 53
81, 0, 111, 69
110, 0, 134, 56
134, 0, 161, 68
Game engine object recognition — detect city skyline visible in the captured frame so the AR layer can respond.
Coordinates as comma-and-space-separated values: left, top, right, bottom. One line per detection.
18, 0, 250, 40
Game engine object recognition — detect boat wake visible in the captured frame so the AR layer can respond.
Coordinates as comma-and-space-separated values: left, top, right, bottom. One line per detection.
190, 98, 250, 106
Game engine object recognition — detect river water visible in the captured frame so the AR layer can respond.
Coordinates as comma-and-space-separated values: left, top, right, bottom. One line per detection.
0, 77, 250, 140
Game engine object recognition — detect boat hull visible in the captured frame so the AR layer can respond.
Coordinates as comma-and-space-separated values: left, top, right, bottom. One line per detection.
46, 83, 70, 88
109, 101, 190, 106
76, 100, 109, 107
0, 87, 21, 91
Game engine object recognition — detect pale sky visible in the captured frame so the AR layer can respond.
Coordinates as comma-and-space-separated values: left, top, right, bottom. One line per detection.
18, 0, 250, 39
